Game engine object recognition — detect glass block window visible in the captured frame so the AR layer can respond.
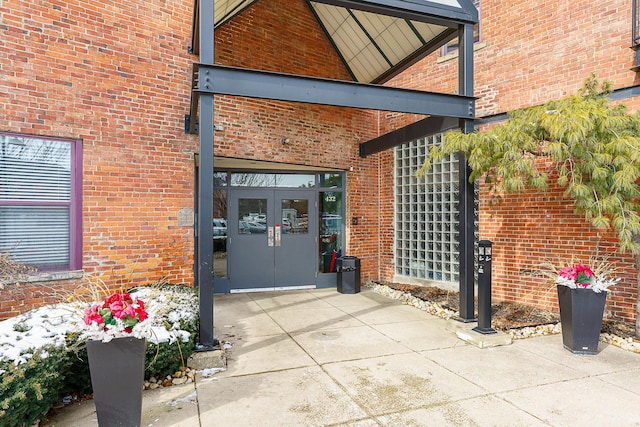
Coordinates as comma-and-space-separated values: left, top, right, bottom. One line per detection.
395, 135, 460, 285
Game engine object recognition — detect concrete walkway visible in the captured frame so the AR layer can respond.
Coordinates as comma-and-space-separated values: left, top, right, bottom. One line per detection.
46, 288, 640, 426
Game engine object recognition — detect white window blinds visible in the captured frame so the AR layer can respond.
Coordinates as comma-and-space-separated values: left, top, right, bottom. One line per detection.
0, 135, 73, 269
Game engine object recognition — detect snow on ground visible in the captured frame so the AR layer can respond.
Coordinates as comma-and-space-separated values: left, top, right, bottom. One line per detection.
0, 304, 79, 366
0, 286, 199, 368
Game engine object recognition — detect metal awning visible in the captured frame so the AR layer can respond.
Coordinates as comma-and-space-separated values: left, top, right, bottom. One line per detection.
191, 0, 478, 83
192, 0, 479, 350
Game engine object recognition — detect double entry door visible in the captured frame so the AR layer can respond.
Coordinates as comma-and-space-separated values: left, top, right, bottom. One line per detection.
228, 189, 317, 290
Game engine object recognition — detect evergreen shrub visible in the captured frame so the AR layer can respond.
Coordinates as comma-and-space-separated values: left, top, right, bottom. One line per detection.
0, 284, 200, 426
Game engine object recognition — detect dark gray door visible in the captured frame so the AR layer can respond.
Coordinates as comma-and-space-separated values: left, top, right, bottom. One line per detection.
228, 189, 316, 290
228, 189, 272, 289
275, 190, 316, 287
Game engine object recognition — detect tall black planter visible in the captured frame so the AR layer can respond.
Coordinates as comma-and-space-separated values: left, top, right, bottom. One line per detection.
86, 337, 146, 426
557, 285, 607, 355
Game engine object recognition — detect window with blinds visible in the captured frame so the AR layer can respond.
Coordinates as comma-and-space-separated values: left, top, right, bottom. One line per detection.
0, 133, 82, 271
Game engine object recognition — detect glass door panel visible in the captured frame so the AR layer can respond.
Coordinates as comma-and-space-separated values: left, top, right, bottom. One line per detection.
213, 189, 228, 278
319, 191, 343, 273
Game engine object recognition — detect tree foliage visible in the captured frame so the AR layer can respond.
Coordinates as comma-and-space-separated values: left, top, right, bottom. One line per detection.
419, 75, 640, 253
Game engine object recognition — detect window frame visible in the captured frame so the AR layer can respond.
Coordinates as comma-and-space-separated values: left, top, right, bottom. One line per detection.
442, 0, 481, 56
634, 0, 640, 47
0, 132, 83, 272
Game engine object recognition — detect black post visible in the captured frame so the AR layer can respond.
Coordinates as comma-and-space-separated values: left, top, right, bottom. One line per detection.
457, 22, 476, 322
473, 240, 497, 334
196, 0, 216, 350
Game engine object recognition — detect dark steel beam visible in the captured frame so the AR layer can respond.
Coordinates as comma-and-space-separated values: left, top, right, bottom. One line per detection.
196, 0, 216, 350
359, 115, 459, 157
311, 0, 478, 26
457, 22, 476, 323
609, 84, 640, 100
190, 0, 199, 54
188, 65, 199, 135
193, 64, 475, 119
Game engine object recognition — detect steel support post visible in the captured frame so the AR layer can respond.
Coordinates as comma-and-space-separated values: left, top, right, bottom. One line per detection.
457, 22, 476, 322
196, 0, 216, 350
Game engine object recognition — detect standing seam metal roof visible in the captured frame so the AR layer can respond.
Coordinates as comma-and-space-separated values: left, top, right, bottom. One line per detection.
193, 0, 478, 83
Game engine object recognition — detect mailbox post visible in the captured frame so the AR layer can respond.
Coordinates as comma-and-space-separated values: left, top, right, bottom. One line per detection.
473, 240, 497, 335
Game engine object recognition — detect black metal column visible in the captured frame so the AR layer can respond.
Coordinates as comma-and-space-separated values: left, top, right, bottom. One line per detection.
473, 240, 496, 334
196, 0, 215, 350
457, 22, 476, 322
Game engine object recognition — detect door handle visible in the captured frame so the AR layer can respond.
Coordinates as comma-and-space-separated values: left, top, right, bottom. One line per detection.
275, 224, 281, 247
268, 226, 274, 247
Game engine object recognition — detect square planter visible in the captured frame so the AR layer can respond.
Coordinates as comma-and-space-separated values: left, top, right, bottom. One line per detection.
86, 337, 146, 426
557, 285, 606, 354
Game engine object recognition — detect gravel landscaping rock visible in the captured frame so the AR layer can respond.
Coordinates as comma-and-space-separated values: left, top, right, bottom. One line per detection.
365, 280, 640, 353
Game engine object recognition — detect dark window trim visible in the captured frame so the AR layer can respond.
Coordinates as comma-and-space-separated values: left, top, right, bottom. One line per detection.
0, 132, 83, 271
634, 0, 640, 47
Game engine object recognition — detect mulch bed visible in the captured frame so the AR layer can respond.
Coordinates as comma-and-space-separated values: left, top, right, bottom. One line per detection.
382, 281, 635, 339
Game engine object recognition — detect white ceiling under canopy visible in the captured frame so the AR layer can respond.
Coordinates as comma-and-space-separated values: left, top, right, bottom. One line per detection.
193, 0, 478, 83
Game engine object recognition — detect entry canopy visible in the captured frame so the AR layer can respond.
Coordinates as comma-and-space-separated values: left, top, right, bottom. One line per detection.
192, 0, 478, 83
191, 0, 479, 349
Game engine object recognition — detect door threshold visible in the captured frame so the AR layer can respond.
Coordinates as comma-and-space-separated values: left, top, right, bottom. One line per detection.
230, 285, 316, 293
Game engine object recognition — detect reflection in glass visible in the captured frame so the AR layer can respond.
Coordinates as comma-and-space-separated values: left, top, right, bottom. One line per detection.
231, 173, 315, 188
274, 174, 315, 188
213, 189, 227, 278
238, 198, 267, 234
281, 199, 308, 234
319, 191, 343, 273
231, 173, 275, 187
214, 172, 227, 187
319, 173, 342, 188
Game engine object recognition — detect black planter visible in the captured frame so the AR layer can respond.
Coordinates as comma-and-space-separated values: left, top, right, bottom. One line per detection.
86, 337, 146, 426
557, 285, 607, 354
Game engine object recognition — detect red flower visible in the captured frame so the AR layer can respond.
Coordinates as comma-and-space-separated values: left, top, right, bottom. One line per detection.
136, 300, 148, 322
83, 291, 148, 333
108, 300, 126, 318
83, 303, 104, 325
558, 264, 596, 287
558, 266, 576, 281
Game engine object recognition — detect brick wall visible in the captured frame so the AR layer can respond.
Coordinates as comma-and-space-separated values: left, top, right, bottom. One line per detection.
0, 275, 85, 319
0, 0, 385, 318
1, 0, 199, 318
6, 0, 636, 325
210, 0, 383, 280
377, 0, 640, 324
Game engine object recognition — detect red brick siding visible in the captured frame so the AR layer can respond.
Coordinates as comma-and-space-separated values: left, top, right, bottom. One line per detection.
1, 0, 385, 318
5, 0, 638, 326
211, 0, 382, 280
376, 0, 640, 324
2, 0, 197, 318
0, 280, 84, 319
